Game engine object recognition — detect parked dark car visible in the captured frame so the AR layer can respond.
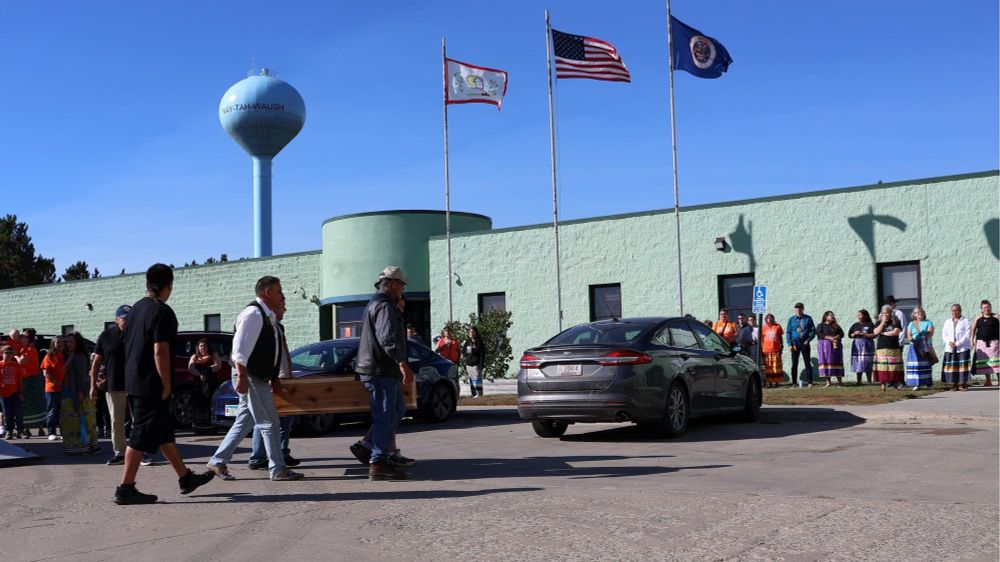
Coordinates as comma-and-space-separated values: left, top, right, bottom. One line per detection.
517, 317, 763, 438
171, 331, 234, 427
211, 337, 460, 434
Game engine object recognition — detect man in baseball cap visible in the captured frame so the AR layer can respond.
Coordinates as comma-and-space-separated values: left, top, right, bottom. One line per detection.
90, 304, 132, 465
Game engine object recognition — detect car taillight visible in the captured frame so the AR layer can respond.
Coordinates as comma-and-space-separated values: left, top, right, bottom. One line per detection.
520, 353, 543, 369
598, 349, 652, 366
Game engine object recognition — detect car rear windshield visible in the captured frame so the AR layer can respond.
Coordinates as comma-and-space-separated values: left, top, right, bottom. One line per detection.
545, 323, 651, 346
291, 342, 356, 373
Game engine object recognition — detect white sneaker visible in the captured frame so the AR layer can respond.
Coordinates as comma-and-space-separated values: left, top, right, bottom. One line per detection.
48, 434, 59, 441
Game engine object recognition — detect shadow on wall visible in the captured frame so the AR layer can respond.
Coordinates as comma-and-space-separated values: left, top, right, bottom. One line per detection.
847, 206, 907, 261
727, 214, 755, 272
985, 218, 999, 260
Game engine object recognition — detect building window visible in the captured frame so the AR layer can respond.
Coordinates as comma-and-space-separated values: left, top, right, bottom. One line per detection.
204, 314, 221, 332
589, 284, 622, 321
718, 273, 754, 319
878, 261, 921, 321
335, 303, 367, 339
104, 321, 115, 331
478, 292, 506, 314
61, 325, 75, 336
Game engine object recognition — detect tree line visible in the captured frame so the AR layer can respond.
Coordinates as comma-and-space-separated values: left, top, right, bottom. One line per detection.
0, 215, 233, 289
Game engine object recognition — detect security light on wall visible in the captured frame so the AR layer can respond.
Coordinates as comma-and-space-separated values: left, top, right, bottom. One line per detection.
309, 295, 321, 305
85, 303, 93, 311
714, 237, 728, 251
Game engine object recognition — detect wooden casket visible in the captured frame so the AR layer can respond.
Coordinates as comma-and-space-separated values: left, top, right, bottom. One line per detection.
273, 374, 417, 416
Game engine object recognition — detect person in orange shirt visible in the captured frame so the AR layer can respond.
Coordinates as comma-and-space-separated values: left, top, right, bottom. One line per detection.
17, 328, 44, 436
434, 327, 460, 363
761, 314, 785, 388
40, 337, 66, 440
0, 345, 26, 439
713, 310, 739, 345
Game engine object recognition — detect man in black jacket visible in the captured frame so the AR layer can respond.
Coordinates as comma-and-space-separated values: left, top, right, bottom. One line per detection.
357, 266, 414, 480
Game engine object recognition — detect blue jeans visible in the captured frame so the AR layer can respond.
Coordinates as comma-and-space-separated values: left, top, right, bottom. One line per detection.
362, 376, 405, 463
1, 393, 24, 433
45, 391, 61, 433
250, 416, 295, 463
208, 374, 286, 477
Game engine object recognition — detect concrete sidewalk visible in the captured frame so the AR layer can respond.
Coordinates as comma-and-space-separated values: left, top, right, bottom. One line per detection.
760, 386, 999, 426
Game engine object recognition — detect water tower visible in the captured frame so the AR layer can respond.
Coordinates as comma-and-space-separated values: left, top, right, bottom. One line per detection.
219, 68, 306, 257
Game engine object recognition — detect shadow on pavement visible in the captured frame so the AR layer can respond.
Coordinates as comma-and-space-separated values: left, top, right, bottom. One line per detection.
559, 409, 866, 443
178, 487, 544, 504
12, 440, 223, 467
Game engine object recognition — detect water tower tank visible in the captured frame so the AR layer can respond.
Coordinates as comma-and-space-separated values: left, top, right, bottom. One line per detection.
219, 68, 306, 257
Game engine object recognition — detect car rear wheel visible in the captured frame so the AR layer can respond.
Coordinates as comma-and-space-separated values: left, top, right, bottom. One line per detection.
531, 420, 568, 438
421, 383, 456, 423
172, 388, 193, 428
646, 382, 688, 438
301, 414, 337, 435
741, 375, 762, 422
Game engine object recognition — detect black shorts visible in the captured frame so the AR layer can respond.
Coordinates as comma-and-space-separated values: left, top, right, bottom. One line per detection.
127, 395, 175, 454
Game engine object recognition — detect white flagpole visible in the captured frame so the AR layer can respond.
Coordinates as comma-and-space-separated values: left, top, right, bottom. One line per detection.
665, 0, 684, 315
442, 37, 454, 323
545, 10, 564, 332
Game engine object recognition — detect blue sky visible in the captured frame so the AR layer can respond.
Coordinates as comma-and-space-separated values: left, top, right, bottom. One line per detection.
4, 1, 998, 276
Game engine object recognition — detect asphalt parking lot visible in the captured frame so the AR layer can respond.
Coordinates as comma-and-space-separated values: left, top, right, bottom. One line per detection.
1, 390, 997, 562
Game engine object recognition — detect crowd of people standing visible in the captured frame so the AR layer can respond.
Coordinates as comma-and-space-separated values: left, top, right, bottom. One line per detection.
710, 296, 999, 391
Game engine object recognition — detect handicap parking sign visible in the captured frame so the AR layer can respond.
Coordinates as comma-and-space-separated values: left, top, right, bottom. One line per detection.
752, 285, 767, 313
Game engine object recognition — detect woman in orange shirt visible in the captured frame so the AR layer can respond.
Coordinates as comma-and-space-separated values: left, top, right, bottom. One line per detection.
40, 337, 66, 440
17, 329, 45, 436
761, 314, 785, 388
713, 310, 739, 345
434, 327, 460, 363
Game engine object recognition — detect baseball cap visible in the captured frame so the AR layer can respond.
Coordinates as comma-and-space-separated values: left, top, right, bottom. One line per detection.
793, 302, 804, 309
116, 304, 132, 318
884, 295, 897, 304
380, 266, 408, 285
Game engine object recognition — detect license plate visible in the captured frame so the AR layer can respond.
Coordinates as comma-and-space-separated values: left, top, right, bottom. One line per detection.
224, 404, 239, 417
556, 364, 582, 377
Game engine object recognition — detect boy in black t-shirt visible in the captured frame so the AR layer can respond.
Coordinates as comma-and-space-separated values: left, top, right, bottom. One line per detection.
114, 263, 214, 505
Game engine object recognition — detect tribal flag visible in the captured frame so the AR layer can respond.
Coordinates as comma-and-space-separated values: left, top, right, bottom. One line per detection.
445, 58, 508, 110
670, 16, 732, 79
551, 29, 630, 82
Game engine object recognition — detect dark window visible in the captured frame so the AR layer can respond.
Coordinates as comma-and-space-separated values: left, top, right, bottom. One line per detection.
690, 321, 732, 353
547, 321, 651, 346
478, 293, 506, 314
667, 321, 701, 349
402, 298, 431, 346
104, 321, 115, 331
61, 325, 74, 336
319, 304, 334, 341
589, 284, 622, 322
335, 303, 367, 339
204, 314, 221, 332
718, 274, 754, 319
877, 261, 921, 321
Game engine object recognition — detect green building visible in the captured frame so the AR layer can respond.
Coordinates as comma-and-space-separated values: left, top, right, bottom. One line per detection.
1, 171, 997, 378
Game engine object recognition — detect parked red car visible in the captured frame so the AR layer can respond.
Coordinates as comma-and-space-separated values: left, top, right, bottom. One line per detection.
170, 331, 233, 427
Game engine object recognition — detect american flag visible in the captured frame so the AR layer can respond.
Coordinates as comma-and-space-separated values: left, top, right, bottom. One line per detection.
551, 29, 630, 82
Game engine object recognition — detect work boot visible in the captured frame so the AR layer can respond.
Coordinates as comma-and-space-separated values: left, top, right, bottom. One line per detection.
178, 469, 215, 495
114, 484, 158, 505
369, 459, 407, 481
349, 441, 371, 466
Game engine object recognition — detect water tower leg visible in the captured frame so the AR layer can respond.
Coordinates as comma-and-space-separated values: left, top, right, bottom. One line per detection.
253, 156, 273, 257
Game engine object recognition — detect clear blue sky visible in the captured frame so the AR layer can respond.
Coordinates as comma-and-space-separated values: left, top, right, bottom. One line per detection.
4, 1, 998, 277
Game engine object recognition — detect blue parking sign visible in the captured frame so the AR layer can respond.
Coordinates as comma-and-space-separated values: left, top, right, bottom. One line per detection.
752, 285, 767, 313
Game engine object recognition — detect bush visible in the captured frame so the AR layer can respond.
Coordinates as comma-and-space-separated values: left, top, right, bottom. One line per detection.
440, 309, 513, 382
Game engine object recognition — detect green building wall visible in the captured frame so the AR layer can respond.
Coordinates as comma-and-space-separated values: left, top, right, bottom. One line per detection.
0, 252, 322, 351
320, 210, 492, 302
429, 171, 1000, 376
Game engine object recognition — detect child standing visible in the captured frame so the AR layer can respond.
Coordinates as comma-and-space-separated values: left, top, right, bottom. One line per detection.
0, 345, 25, 439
